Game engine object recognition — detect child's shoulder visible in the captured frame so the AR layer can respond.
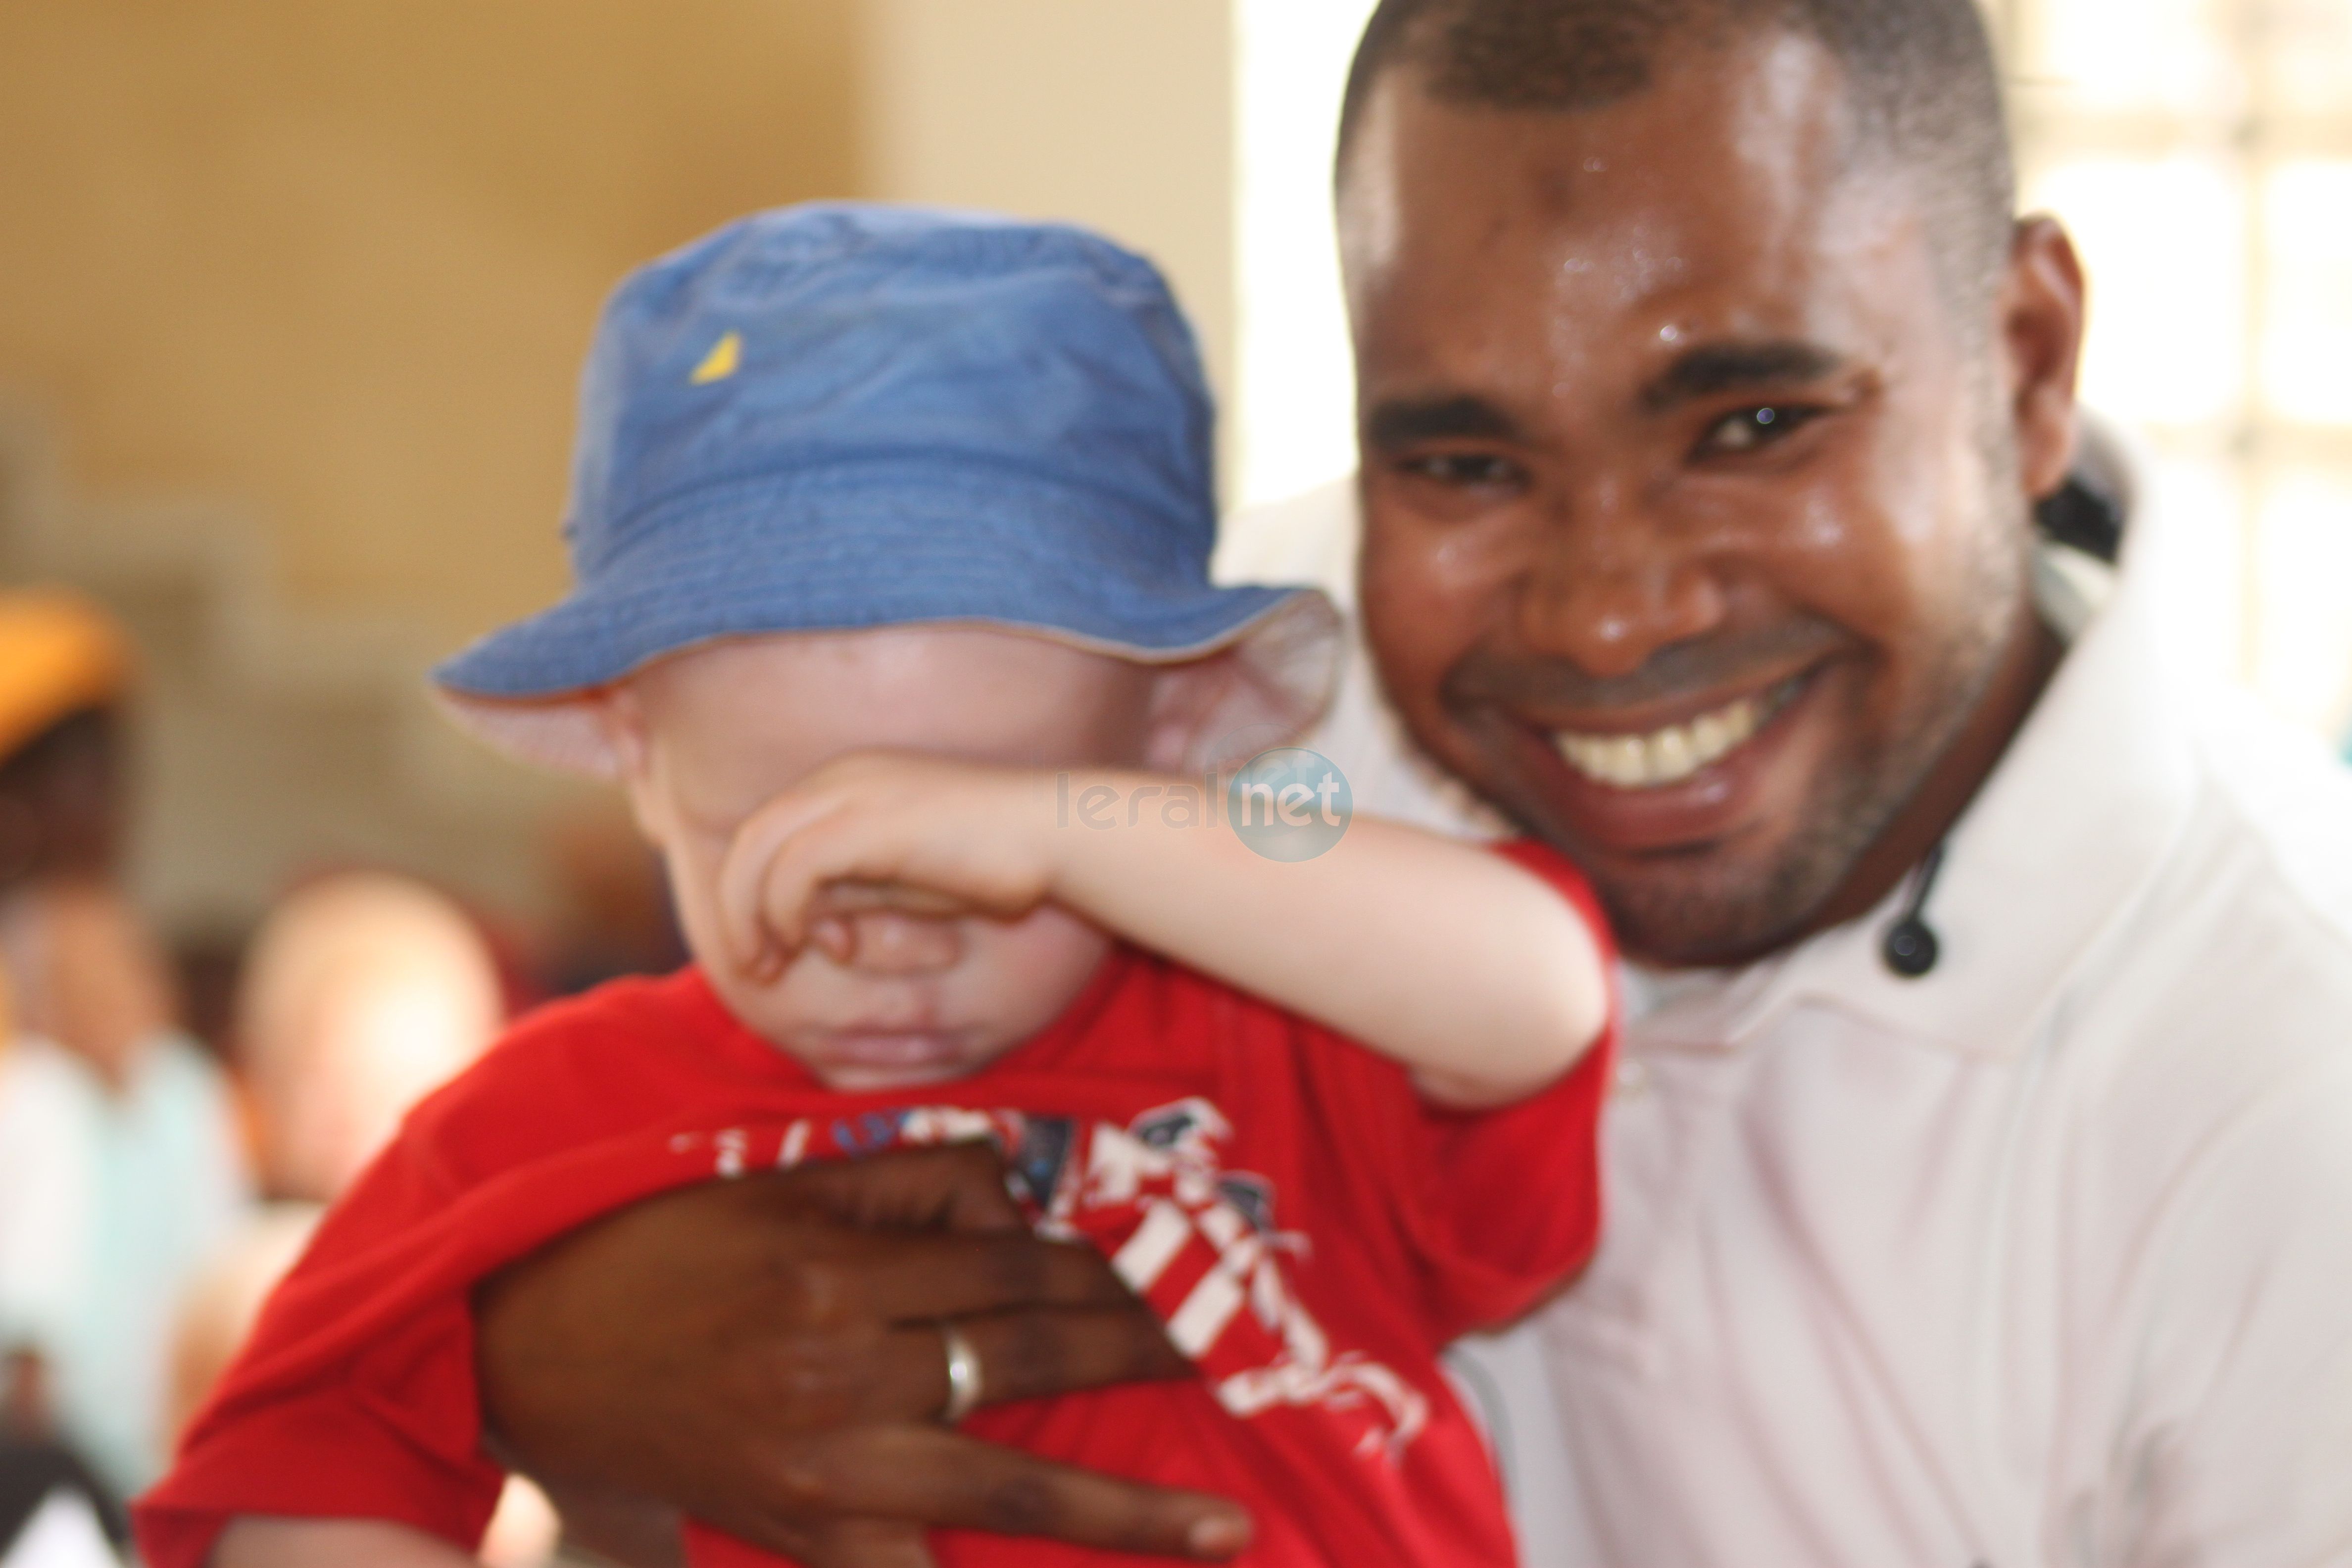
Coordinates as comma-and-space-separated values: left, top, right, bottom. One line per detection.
497, 963, 724, 1051
1084, 943, 1393, 1086
398, 966, 740, 1179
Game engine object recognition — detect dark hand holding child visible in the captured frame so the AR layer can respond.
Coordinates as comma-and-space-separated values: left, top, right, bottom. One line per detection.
474, 1141, 1252, 1568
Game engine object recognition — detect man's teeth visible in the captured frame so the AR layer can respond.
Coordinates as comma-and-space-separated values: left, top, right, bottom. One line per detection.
1553, 690, 1774, 789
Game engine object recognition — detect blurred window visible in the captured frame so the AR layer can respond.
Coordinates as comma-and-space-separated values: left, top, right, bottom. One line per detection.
2000, 0, 2352, 735
1232, 0, 1379, 511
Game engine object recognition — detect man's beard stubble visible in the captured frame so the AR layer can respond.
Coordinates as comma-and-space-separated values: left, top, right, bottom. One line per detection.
1458, 430, 2038, 968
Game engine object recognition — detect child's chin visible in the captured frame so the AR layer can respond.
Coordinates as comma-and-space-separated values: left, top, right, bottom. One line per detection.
812, 1060, 986, 1093
791, 1030, 1004, 1092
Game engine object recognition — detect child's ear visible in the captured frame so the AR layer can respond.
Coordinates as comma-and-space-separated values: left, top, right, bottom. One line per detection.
1140, 655, 1232, 773
1141, 650, 1318, 774
595, 686, 668, 846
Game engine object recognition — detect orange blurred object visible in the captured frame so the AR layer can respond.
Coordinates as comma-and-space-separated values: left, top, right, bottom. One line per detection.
0, 589, 129, 765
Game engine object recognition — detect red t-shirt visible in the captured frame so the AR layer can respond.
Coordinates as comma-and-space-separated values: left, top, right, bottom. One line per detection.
137, 842, 1614, 1568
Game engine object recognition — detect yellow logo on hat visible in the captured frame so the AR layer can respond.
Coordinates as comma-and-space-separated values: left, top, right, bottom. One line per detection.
690, 330, 741, 385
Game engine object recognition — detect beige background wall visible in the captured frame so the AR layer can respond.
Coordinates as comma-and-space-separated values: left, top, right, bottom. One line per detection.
0, 0, 863, 649
860, 0, 1235, 448
0, 0, 1239, 937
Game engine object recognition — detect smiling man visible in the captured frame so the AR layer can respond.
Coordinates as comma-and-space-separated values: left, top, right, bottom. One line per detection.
400, 2, 2352, 1565
1334, 0, 2065, 972
1240, 1, 2352, 1561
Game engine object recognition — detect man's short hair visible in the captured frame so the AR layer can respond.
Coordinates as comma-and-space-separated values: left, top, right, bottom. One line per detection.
1337, 0, 2016, 301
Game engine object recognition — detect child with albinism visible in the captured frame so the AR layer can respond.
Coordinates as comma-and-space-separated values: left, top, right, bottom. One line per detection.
138, 204, 1617, 1568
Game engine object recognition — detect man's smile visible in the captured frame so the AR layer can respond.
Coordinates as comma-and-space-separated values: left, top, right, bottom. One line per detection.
1435, 618, 1853, 857
1475, 653, 1852, 861
1548, 671, 1809, 789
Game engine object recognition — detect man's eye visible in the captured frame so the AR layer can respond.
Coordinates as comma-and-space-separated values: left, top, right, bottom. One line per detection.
1697, 405, 1818, 455
1396, 452, 1524, 488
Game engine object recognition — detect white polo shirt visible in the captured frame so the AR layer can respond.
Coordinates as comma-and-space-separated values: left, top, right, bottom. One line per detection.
1224, 475, 2352, 1567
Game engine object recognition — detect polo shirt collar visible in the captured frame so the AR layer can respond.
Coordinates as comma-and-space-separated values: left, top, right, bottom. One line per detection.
1630, 482, 2202, 1061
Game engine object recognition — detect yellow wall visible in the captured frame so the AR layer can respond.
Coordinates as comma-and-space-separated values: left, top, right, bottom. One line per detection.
0, 0, 862, 649
860, 0, 1235, 450
0, 0, 1238, 652
0, 0, 1241, 933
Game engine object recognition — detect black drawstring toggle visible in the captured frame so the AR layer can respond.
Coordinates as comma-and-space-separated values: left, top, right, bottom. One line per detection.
1881, 842, 1946, 979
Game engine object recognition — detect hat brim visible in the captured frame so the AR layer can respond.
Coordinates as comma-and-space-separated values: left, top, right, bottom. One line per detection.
434, 468, 1346, 776
435, 587, 1343, 778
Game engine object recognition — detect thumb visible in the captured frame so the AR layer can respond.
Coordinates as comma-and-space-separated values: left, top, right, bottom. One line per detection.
716, 791, 849, 980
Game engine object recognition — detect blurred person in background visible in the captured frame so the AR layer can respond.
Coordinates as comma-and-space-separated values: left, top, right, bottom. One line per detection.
167, 870, 556, 1567
0, 588, 249, 1511
230, 871, 505, 1207
3, 1257, 131, 1566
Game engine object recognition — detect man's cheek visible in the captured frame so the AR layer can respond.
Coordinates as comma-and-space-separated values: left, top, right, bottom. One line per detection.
1363, 566, 1484, 709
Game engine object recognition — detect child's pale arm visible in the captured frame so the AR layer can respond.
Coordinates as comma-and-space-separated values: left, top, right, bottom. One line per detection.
1041, 771, 1607, 1107
720, 754, 1608, 1107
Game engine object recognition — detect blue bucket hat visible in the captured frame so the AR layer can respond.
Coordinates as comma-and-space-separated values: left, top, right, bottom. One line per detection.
435, 202, 1337, 775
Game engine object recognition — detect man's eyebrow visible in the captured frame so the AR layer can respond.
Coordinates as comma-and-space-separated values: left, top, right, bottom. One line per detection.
1363, 395, 1524, 450
1642, 341, 1848, 411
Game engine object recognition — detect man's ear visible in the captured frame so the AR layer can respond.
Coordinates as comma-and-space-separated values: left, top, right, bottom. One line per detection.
595, 685, 669, 847
2001, 216, 2088, 501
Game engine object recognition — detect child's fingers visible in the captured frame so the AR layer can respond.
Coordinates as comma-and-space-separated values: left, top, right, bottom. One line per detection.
804, 885, 982, 971
754, 847, 826, 959
757, 832, 922, 959
817, 881, 978, 920
810, 912, 857, 966
717, 792, 853, 977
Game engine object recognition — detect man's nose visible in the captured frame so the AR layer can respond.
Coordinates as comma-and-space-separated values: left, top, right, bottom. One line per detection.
1519, 483, 1724, 680
839, 910, 965, 974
